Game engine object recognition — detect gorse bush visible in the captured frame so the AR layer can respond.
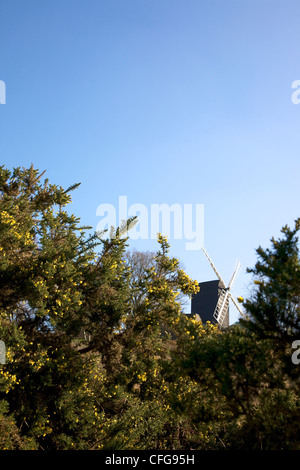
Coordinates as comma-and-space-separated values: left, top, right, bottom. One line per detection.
0, 164, 300, 450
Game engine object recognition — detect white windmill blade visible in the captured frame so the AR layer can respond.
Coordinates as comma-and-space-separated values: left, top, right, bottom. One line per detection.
228, 260, 241, 289
213, 289, 230, 324
228, 292, 247, 319
202, 247, 226, 287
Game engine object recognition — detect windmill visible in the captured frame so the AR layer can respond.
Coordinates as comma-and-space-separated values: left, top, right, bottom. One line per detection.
201, 247, 245, 326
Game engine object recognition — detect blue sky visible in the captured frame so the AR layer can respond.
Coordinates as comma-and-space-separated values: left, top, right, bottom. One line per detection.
1, 0, 300, 323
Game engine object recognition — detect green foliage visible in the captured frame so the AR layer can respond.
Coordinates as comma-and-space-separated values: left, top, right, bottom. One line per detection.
240, 218, 300, 343
1, 164, 300, 450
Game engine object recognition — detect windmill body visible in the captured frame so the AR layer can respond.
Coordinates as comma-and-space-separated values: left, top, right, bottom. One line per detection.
191, 279, 229, 327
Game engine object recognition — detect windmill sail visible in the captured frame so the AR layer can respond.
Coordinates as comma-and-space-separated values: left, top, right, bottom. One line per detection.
202, 247, 226, 287
228, 292, 245, 318
228, 260, 241, 289
213, 289, 230, 324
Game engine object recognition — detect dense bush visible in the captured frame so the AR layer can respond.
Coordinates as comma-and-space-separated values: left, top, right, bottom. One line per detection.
1, 165, 300, 450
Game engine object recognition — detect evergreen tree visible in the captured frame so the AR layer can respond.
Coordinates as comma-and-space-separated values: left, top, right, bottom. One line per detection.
240, 218, 300, 345
0, 165, 114, 449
